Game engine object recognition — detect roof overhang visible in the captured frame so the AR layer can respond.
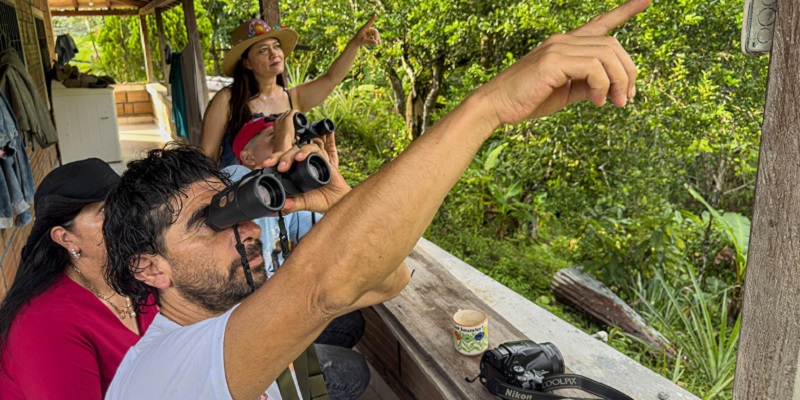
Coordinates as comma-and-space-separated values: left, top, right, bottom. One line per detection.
48, 0, 180, 17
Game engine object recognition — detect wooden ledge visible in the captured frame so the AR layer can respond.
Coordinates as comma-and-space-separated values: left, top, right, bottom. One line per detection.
357, 239, 698, 400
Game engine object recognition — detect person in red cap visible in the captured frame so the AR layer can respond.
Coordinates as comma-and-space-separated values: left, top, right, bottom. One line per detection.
226, 112, 344, 275
231, 114, 280, 169
225, 112, 371, 399
202, 15, 380, 168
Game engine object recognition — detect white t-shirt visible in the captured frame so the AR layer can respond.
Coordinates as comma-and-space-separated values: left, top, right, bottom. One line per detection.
106, 307, 300, 399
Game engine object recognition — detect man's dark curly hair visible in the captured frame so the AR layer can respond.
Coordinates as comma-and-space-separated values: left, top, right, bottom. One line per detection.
103, 143, 231, 313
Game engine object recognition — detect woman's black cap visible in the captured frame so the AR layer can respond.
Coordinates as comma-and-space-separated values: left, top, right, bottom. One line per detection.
20, 158, 119, 262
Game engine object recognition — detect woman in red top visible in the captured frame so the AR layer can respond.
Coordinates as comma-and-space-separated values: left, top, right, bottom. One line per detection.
0, 158, 158, 399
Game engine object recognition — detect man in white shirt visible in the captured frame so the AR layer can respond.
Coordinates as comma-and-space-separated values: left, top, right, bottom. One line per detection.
104, 1, 649, 398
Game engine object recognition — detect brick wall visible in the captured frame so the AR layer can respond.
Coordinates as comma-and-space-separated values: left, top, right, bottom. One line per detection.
114, 85, 154, 117
13, 0, 53, 101
0, 0, 59, 299
0, 147, 60, 298
357, 307, 447, 400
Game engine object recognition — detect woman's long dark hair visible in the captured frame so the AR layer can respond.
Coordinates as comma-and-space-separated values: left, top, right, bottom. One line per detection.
225, 49, 286, 148
0, 213, 79, 356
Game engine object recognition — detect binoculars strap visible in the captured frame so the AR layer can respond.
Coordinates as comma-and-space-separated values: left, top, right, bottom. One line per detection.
232, 224, 256, 292
487, 374, 633, 400
277, 211, 292, 260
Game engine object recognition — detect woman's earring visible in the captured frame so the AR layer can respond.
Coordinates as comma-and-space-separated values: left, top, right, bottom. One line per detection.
70, 248, 81, 260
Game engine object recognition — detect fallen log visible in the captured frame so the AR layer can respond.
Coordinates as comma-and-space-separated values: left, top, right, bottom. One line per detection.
551, 267, 675, 356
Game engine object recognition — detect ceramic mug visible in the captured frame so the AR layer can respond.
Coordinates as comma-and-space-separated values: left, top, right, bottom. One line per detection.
452, 309, 489, 355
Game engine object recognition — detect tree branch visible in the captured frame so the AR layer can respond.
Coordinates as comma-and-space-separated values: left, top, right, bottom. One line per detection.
385, 64, 407, 120
421, 52, 446, 134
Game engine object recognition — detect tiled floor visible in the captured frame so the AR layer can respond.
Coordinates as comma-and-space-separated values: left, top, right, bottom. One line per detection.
110, 122, 171, 174
110, 123, 399, 400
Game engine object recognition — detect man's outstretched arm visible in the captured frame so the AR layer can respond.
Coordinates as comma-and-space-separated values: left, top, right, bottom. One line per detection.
225, 1, 651, 399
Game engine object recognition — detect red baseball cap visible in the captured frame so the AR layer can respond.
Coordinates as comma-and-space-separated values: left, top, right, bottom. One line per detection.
233, 116, 275, 162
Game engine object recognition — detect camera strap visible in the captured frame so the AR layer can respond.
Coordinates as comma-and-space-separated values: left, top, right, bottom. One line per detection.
232, 224, 256, 292
487, 374, 633, 400
277, 211, 292, 259
271, 250, 282, 271
275, 211, 319, 270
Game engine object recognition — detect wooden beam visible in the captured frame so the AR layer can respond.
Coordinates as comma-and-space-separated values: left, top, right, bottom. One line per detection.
139, 14, 154, 82
155, 8, 169, 84
112, 0, 146, 7
182, 0, 208, 104
138, 0, 174, 15
51, 9, 137, 16
733, 0, 800, 398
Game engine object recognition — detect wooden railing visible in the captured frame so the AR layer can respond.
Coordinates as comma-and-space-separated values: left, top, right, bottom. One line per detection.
358, 238, 699, 400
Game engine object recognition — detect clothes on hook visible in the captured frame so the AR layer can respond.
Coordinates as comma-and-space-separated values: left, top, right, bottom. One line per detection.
55, 34, 78, 66
50, 63, 115, 89
0, 92, 34, 228
168, 50, 188, 139
0, 48, 58, 148
169, 47, 204, 143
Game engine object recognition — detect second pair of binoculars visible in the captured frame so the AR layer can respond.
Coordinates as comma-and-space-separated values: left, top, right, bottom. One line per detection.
292, 112, 335, 144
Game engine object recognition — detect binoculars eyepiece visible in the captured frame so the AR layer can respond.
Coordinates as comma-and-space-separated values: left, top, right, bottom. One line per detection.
206, 153, 332, 231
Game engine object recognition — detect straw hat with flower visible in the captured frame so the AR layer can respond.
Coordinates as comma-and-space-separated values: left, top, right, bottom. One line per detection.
222, 19, 299, 77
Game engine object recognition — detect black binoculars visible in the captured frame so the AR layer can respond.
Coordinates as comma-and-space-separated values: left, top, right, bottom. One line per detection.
293, 112, 335, 144
206, 153, 332, 231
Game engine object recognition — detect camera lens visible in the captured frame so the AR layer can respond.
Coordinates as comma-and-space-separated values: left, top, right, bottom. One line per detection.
256, 178, 284, 209
283, 154, 332, 195
307, 155, 330, 183
205, 173, 286, 231
308, 166, 319, 181
293, 112, 309, 129
538, 342, 565, 374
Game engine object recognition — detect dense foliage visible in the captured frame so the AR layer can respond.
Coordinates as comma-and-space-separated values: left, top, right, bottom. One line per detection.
294, 1, 768, 397
56, 0, 768, 397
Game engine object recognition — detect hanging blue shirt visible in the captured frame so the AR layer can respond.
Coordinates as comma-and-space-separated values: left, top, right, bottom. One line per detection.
0, 92, 33, 228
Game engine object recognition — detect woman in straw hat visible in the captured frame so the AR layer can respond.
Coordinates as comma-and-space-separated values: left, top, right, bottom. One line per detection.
0, 159, 159, 399
202, 15, 380, 167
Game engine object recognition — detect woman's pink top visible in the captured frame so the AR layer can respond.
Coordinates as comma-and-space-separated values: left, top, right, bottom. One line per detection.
0, 273, 158, 399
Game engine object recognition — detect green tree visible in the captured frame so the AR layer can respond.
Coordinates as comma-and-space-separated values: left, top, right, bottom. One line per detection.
199, 0, 259, 75
89, 0, 215, 82
94, 16, 145, 82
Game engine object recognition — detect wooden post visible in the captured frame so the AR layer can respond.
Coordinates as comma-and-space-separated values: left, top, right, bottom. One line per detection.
138, 14, 154, 82
182, 0, 209, 104
154, 9, 169, 84
259, 0, 281, 26
733, 1, 800, 398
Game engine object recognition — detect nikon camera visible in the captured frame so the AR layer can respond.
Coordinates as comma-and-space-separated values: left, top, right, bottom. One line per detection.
477, 340, 632, 400
480, 340, 565, 392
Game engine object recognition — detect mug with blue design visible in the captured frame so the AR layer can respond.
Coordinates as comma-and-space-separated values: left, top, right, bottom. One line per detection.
452, 309, 489, 355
